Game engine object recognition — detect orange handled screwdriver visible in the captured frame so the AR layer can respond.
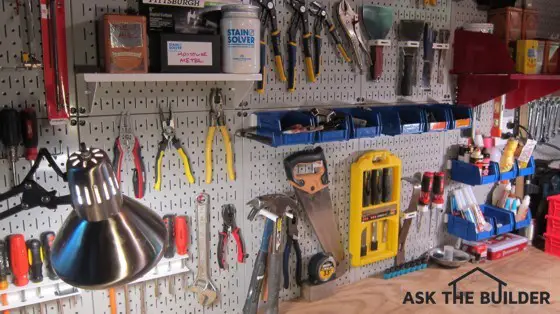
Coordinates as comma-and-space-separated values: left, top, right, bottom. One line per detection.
8, 235, 28, 287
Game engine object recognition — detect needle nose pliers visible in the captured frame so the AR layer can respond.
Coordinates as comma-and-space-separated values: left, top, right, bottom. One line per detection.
113, 111, 146, 199
205, 88, 235, 184
154, 106, 195, 191
287, 0, 316, 92
283, 211, 302, 288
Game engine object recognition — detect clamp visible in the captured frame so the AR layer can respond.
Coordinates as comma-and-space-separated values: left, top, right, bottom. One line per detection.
309, 0, 351, 77
154, 106, 195, 191
283, 212, 302, 288
218, 204, 246, 269
287, 0, 316, 92
205, 88, 235, 184
113, 112, 146, 199
254, 0, 287, 94
338, 0, 372, 73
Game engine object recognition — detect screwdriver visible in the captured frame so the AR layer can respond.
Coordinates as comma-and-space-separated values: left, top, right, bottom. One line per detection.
174, 216, 189, 287
430, 172, 445, 234
8, 234, 29, 287
26, 239, 43, 283
0, 108, 22, 187
163, 214, 176, 295
41, 231, 59, 280
20, 108, 39, 161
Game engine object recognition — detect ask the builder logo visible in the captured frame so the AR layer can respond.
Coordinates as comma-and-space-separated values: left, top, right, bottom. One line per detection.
403, 267, 551, 305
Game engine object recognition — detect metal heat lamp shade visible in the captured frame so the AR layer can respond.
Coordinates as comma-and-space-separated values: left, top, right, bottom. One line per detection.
51, 146, 166, 289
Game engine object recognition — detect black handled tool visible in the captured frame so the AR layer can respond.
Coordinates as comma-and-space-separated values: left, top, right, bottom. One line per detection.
422, 23, 435, 88
27, 239, 44, 283
41, 231, 58, 280
21, 108, 39, 161
283, 213, 302, 288
0, 240, 9, 290
1, 108, 22, 186
163, 214, 176, 258
382, 168, 392, 202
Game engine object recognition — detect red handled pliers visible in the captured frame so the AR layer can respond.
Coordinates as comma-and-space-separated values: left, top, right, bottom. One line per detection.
113, 111, 146, 199
218, 204, 246, 269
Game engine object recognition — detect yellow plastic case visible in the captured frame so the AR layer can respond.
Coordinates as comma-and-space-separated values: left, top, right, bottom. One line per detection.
349, 151, 401, 267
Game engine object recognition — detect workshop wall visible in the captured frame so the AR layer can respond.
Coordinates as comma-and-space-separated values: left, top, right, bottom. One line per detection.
0, 0, 557, 313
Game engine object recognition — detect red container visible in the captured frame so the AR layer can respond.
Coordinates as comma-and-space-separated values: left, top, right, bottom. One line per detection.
546, 215, 560, 235
544, 233, 560, 258
548, 194, 560, 218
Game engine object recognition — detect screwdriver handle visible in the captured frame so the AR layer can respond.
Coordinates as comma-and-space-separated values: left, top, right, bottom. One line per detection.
0, 241, 9, 290
0, 108, 22, 147
163, 214, 176, 258
26, 239, 43, 283
21, 108, 39, 161
41, 231, 58, 280
419, 172, 434, 206
8, 235, 28, 286
174, 216, 188, 256
433, 172, 445, 205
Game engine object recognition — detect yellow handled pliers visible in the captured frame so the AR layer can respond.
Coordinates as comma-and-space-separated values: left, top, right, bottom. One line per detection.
205, 88, 235, 184
154, 106, 195, 191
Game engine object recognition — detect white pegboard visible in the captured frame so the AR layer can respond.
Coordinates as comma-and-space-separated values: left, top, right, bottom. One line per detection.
2, 0, 559, 313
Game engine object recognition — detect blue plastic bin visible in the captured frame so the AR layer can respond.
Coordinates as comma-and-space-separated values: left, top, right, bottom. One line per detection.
515, 210, 532, 229
373, 107, 401, 136
498, 161, 518, 181
423, 104, 452, 132
397, 106, 426, 134
450, 160, 499, 185
449, 106, 473, 129
517, 157, 536, 177
254, 111, 315, 147
485, 205, 515, 235
336, 108, 381, 139
314, 112, 351, 143
447, 205, 514, 241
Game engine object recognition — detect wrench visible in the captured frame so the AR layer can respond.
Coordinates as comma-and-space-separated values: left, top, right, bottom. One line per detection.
189, 193, 218, 306
527, 101, 534, 137
552, 98, 559, 138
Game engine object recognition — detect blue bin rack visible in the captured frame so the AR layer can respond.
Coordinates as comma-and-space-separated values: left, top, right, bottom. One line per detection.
424, 105, 452, 132
447, 205, 514, 241
450, 160, 499, 185
254, 111, 315, 147
498, 162, 518, 181
397, 106, 426, 134
373, 107, 402, 136
314, 112, 351, 143
517, 157, 536, 177
335, 108, 381, 139
449, 106, 473, 129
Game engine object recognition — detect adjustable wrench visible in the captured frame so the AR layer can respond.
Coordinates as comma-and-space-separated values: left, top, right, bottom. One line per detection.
189, 193, 218, 306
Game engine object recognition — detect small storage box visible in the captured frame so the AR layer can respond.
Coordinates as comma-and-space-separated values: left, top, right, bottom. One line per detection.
151, 33, 221, 73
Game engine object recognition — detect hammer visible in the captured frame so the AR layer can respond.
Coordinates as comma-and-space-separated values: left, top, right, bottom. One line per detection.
243, 194, 298, 314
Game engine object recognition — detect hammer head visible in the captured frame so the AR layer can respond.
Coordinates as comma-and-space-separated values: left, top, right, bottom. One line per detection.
247, 194, 299, 221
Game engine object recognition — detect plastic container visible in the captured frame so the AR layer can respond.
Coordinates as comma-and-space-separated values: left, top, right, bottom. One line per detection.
498, 161, 518, 181
548, 194, 560, 218
447, 205, 514, 241
517, 156, 536, 176
336, 108, 381, 139
397, 106, 426, 134
546, 215, 560, 235
374, 107, 402, 136
314, 112, 351, 143
221, 4, 261, 74
450, 160, 499, 185
515, 203, 532, 230
449, 106, 473, 129
544, 233, 560, 258
253, 111, 315, 147
424, 105, 451, 132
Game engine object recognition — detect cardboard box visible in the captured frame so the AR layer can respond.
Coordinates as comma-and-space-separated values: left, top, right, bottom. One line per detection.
543, 40, 560, 74
488, 7, 523, 44
101, 15, 148, 73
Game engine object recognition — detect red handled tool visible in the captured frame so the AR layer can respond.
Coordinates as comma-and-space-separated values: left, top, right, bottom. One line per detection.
113, 112, 146, 199
163, 214, 176, 259
174, 216, 189, 256
41, 231, 58, 280
432, 172, 445, 209
419, 172, 434, 209
9, 235, 29, 287
218, 204, 245, 270
21, 108, 39, 161
26, 239, 44, 283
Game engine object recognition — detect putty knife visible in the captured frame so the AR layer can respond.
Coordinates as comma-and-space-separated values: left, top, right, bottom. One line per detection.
362, 5, 393, 80
398, 20, 425, 96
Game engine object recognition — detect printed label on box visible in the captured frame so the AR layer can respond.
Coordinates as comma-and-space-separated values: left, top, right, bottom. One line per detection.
167, 41, 212, 66
142, 0, 205, 8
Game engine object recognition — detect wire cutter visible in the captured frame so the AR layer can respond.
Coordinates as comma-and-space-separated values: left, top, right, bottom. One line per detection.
218, 204, 245, 269
287, 0, 316, 92
113, 112, 146, 199
309, 1, 351, 77
205, 88, 235, 184
254, 0, 287, 94
283, 211, 302, 288
154, 106, 195, 191
338, 0, 372, 73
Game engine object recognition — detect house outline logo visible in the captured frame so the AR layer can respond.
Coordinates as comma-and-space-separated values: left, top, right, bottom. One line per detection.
448, 267, 508, 298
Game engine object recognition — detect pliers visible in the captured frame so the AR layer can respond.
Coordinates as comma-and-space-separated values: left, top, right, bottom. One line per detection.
287, 0, 316, 92
218, 204, 245, 269
113, 112, 146, 199
309, 1, 351, 77
205, 88, 235, 184
338, 0, 372, 73
283, 211, 302, 289
254, 0, 287, 94
154, 106, 195, 191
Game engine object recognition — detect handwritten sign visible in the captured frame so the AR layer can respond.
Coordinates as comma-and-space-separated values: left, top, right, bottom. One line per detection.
167, 41, 212, 66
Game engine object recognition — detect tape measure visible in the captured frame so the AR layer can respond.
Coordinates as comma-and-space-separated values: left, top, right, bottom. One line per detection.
308, 252, 336, 284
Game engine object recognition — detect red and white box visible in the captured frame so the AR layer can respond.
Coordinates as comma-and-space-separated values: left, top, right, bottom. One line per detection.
462, 233, 528, 261
461, 240, 488, 263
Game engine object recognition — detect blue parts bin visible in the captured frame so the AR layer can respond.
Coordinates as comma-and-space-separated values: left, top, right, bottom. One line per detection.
498, 161, 518, 181
314, 111, 352, 143
252, 111, 315, 147
447, 204, 519, 241
514, 209, 532, 229
450, 160, 499, 185
336, 107, 381, 139
517, 156, 536, 177
424, 104, 452, 132
449, 106, 473, 129
397, 106, 426, 134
